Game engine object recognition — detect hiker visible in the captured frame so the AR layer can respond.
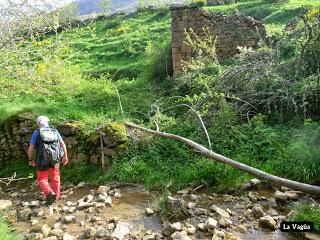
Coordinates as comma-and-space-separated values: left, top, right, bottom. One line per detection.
28, 116, 68, 206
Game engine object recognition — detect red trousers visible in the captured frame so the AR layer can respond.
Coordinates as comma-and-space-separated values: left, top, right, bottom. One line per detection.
37, 165, 60, 200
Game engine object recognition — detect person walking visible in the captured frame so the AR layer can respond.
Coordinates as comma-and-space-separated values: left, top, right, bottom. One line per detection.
28, 116, 68, 206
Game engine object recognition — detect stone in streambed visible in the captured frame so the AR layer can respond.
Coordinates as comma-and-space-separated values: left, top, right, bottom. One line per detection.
259, 215, 277, 230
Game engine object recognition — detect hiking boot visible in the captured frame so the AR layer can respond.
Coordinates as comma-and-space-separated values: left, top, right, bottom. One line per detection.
46, 192, 56, 206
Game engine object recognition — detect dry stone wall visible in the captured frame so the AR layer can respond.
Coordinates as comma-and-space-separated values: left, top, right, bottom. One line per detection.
171, 6, 266, 77
0, 113, 126, 169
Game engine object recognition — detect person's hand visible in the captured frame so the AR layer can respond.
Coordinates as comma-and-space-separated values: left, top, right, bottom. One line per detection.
29, 160, 36, 167
62, 156, 68, 166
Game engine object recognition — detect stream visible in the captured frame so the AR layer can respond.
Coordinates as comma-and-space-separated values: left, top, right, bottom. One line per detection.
0, 179, 319, 240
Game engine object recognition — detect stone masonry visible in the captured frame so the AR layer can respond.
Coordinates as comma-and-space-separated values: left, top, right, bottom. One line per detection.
0, 113, 127, 169
171, 6, 266, 77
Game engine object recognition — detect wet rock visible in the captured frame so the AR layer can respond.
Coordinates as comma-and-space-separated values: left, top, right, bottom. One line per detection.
226, 208, 232, 215
266, 208, 279, 216
162, 224, 175, 236
114, 192, 122, 199
185, 223, 196, 234
18, 208, 32, 222
304, 232, 320, 240
259, 215, 277, 230
30, 200, 40, 207
49, 229, 64, 238
250, 178, 262, 187
171, 231, 192, 240
0, 200, 12, 210
111, 221, 132, 240
41, 224, 51, 237
24, 233, 43, 240
168, 196, 185, 210
143, 233, 156, 240
76, 182, 86, 188
22, 201, 30, 207
190, 194, 198, 201
285, 191, 299, 201
224, 233, 241, 240
107, 223, 116, 230
90, 216, 102, 223
274, 190, 288, 202
145, 208, 155, 216
197, 223, 205, 231
215, 229, 226, 238
248, 192, 259, 201
84, 227, 96, 238
177, 189, 190, 195
98, 194, 112, 206
194, 207, 209, 215
96, 227, 108, 238
5, 210, 17, 223
54, 222, 62, 229
170, 222, 182, 231
222, 194, 233, 202
77, 201, 94, 210
31, 217, 38, 225
63, 215, 76, 224
63, 233, 74, 240
234, 224, 247, 233
187, 202, 196, 209
95, 202, 106, 208
66, 201, 75, 207
252, 206, 265, 219
37, 210, 44, 217
204, 217, 217, 230
43, 237, 58, 240
218, 217, 232, 228
83, 194, 94, 203
10, 192, 19, 197
211, 206, 230, 220
97, 185, 110, 194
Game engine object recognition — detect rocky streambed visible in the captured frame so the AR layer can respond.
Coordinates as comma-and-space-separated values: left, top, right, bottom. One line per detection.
0, 179, 319, 240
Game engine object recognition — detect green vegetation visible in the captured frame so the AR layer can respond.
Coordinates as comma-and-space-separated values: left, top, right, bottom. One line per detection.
205, 0, 320, 34
292, 205, 320, 232
0, 213, 19, 240
0, 1, 320, 195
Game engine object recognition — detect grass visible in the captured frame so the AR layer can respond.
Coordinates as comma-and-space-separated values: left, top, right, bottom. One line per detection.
291, 204, 320, 232
0, 213, 19, 240
205, 0, 320, 34
60, 9, 171, 78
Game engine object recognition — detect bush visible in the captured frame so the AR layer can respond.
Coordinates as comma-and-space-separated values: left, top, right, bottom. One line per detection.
274, 121, 320, 184
191, 0, 208, 7
144, 41, 173, 83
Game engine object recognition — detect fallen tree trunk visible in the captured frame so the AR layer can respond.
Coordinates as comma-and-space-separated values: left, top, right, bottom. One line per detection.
125, 122, 320, 196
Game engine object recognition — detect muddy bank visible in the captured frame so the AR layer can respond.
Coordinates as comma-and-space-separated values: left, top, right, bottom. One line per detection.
0, 179, 319, 240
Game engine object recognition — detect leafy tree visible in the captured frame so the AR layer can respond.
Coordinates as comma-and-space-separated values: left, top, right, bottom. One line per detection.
99, 0, 112, 15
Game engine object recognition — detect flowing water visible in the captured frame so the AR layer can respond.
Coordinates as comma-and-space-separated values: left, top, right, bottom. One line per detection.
1, 180, 319, 239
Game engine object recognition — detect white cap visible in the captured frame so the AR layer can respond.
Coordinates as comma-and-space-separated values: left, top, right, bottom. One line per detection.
37, 116, 49, 127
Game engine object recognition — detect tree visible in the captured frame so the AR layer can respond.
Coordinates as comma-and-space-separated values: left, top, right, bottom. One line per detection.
0, 0, 79, 99
99, 0, 112, 15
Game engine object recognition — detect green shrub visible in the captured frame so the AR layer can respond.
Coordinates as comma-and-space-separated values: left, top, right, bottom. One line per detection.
191, 0, 208, 7
274, 122, 320, 184
144, 41, 173, 83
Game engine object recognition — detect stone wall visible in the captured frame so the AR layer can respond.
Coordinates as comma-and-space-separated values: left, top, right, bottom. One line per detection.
171, 6, 266, 77
0, 113, 127, 169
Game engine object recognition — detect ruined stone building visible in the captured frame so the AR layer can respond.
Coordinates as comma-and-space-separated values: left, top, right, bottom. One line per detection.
171, 6, 266, 77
